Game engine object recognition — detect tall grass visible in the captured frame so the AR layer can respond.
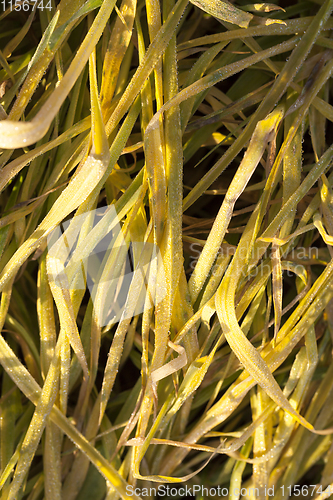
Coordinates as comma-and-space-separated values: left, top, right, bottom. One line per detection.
1, 0, 333, 499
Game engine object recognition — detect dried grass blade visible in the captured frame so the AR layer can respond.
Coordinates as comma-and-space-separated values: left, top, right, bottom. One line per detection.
189, 106, 283, 303
271, 243, 283, 343
100, 0, 136, 120
189, 0, 253, 28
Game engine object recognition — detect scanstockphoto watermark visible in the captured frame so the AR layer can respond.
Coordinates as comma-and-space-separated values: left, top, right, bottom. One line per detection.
125, 484, 331, 497
125, 485, 273, 498
189, 242, 319, 278
46, 206, 167, 327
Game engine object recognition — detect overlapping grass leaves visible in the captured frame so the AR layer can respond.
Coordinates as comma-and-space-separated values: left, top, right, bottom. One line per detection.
1, 0, 333, 499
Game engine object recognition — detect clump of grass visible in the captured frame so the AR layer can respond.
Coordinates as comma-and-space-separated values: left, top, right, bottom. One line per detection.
1, 0, 333, 499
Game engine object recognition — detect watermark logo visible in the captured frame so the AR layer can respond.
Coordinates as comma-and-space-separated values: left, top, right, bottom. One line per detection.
47, 206, 166, 327
125, 483, 328, 498
188, 242, 318, 278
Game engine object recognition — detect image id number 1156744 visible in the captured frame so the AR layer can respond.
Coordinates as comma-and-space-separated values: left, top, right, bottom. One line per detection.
1, 0, 51, 11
